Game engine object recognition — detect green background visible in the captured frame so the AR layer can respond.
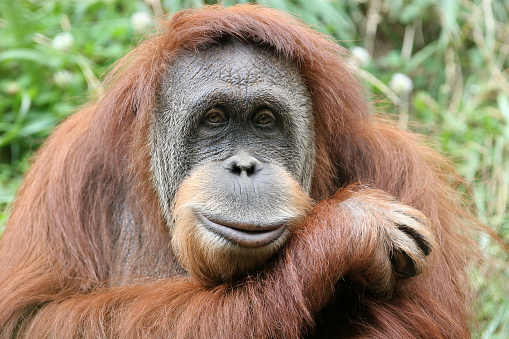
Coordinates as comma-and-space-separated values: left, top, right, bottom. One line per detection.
1, 0, 507, 336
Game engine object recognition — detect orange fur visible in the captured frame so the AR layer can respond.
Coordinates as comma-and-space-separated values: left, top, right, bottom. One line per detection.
0, 4, 477, 338
172, 164, 313, 284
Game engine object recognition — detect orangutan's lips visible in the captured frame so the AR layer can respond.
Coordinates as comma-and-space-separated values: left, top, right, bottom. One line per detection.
196, 213, 286, 248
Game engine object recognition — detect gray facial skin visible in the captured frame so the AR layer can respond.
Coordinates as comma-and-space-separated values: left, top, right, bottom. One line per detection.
151, 39, 315, 234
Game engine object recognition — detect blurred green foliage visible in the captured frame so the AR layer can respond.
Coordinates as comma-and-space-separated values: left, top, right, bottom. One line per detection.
1, 0, 507, 337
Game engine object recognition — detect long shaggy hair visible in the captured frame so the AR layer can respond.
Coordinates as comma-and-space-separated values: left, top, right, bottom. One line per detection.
0, 4, 478, 338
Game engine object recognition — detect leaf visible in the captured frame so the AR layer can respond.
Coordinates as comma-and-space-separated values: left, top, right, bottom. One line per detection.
497, 93, 509, 138
0, 49, 55, 67
497, 93, 509, 122
19, 116, 57, 137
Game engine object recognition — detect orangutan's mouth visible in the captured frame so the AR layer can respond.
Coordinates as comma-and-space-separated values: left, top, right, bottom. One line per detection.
196, 213, 286, 248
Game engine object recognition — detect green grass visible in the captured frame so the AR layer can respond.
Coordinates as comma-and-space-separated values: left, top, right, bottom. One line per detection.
1, 0, 508, 336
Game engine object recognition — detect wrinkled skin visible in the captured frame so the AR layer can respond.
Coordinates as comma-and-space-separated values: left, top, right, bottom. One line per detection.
150, 40, 316, 282
147, 40, 432, 285
152, 40, 315, 216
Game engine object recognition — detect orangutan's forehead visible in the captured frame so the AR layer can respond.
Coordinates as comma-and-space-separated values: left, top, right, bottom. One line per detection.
168, 40, 301, 88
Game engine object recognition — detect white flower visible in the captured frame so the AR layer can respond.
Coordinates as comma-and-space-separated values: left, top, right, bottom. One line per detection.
350, 46, 371, 67
389, 73, 413, 96
54, 70, 73, 87
52, 32, 74, 52
467, 84, 480, 95
131, 12, 152, 32
6, 81, 20, 96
